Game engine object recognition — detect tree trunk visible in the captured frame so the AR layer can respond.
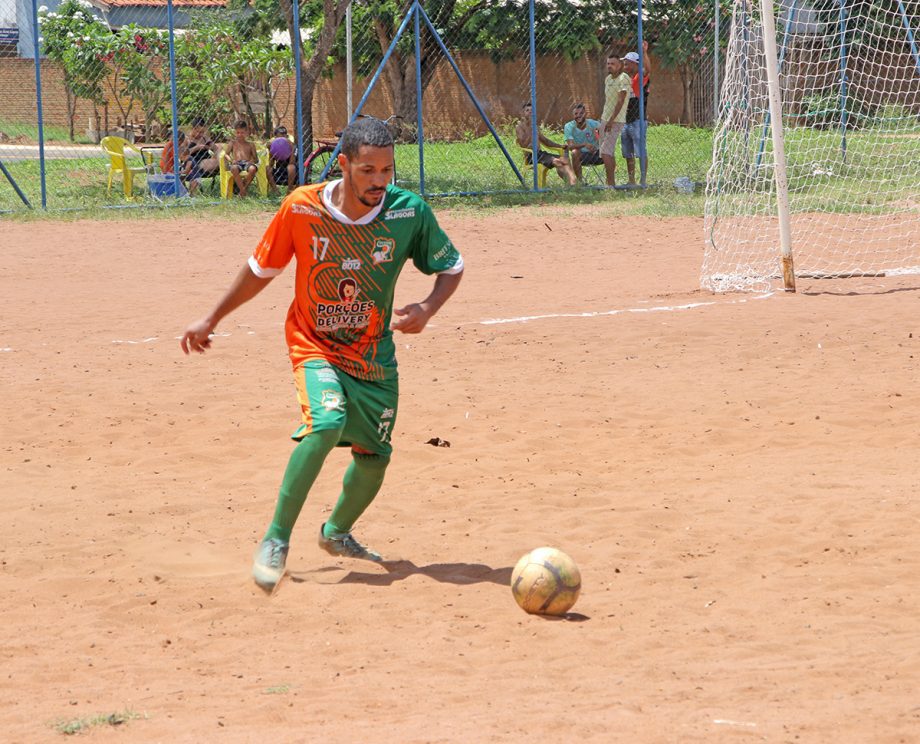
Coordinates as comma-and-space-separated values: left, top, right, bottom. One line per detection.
65, 84, 76, 142
374, 1, 485, 140
280, 0, 350, 150
680, 66, 694, 123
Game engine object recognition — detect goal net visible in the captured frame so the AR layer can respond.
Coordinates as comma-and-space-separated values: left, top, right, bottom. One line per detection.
702, 0, 920, 292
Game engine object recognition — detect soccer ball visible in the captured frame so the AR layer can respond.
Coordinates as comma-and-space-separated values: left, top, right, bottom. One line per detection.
510, 547, 581, 616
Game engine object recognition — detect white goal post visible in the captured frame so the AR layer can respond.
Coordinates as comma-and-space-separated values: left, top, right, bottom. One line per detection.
702, 0, 920, 292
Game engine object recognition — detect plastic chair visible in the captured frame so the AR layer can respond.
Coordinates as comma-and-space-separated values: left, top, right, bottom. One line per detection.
520, 146, 563, 188
100, 136, 148, 199
219, 145, 269, 198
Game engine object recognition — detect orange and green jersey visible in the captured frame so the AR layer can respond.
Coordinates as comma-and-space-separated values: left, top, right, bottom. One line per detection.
249, 181, 463, 381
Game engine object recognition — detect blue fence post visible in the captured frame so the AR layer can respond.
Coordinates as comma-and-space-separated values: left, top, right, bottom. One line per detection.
637, 0, 647, 187
292, 0, 305, 186
414, 3, 425, 195
896, 0, 920, 75
166, 0, 181, 196
528, 0, 538, 190
30, 0, 47, 209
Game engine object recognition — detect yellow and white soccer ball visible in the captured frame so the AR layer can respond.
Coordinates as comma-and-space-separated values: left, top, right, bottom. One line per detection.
510, 547, 581, 616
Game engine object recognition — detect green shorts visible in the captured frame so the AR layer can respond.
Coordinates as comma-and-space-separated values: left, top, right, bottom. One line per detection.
291, 360, 398, 456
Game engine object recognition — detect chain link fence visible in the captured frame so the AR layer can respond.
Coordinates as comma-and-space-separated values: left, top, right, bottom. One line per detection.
1, 0, 730, 212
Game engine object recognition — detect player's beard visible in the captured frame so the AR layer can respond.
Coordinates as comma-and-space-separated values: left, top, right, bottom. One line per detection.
347, 170, 386, 207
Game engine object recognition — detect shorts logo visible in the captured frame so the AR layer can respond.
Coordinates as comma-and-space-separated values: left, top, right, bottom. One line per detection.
321, 390, 344, 411
291, 203, 322, 217
384, 208, 415, 220
341, 258, 362, 270
381, 407, 395, 420
372, 238, 395, 264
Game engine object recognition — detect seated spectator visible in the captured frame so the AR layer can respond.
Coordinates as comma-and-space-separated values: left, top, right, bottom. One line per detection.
159, 130, 191, 179
185, 117, 219, 195
267, 125, 297, 195
514, 102, 576, 187
222, 120, 259, 198
563, 103, 603, 184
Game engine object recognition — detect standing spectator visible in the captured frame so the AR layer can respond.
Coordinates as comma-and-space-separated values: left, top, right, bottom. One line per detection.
600, 54, 631, 187
515, 102, 577, 187
621, 51, 650, 187
563, 103, 603, 184
267, 125, 297, 195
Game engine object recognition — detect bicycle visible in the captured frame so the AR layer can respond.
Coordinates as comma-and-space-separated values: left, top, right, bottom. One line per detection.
303, 114, 406, 184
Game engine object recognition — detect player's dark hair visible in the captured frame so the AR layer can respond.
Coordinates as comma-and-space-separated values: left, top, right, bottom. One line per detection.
340, 117, 393, 158
192, 116, 206, 127
234, 119, 248, 129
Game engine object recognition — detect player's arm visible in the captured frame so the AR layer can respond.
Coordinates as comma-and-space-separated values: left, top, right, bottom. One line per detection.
391, 270, 463, 334
181, 264, 274, 354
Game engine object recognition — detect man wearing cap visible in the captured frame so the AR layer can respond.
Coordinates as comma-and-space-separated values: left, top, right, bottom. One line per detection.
600, 54, 631, 187
621, 51, 651, 186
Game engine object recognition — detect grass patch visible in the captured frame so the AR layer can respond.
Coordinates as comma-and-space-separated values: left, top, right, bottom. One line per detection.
0, 117, 94, 145
1, 123, 714, 215
52, 709, 147, 735
263, 684, 291, 694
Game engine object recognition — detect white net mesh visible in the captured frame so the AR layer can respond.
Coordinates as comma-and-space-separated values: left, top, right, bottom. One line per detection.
703, 0, 920, 292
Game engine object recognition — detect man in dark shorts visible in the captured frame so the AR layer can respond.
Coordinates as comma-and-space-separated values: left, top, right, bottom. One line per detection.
563, 103, 603, 183
514, 102, 576, 186
268, 125, 297, 194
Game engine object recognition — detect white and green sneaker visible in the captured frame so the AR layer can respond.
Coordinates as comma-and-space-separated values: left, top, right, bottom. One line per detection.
252, 537, 289, 593
318, 523, 383, 562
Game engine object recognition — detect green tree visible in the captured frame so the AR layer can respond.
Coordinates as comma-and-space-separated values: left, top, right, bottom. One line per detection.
38, 0, 109, 141
646, 0, 725, 123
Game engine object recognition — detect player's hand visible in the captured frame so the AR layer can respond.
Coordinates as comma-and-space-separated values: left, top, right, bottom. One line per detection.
181, 318, 215, 354
391, 303, 433, 334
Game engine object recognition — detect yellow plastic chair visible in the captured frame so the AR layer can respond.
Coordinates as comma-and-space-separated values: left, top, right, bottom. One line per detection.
100, 136, 148, 199
520, 145, 563, 188
219, 145, 269, 198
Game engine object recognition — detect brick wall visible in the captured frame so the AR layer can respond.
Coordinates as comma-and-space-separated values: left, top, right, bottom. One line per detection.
1, 52, 690, 143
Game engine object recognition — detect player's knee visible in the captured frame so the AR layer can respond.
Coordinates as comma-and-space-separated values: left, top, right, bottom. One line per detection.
351, 450, 390, 472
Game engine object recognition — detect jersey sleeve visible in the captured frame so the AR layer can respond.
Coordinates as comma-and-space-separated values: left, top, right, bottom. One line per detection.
411, 200, 464, 276
563, 121, 574, 141
249, 193, 296, 278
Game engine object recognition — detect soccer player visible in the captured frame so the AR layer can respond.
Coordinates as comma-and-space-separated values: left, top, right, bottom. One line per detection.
180, 117, 464, 593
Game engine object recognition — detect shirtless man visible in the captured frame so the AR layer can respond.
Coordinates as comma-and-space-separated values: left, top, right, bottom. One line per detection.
223, 120, 259, 197
515, 102, 576, 187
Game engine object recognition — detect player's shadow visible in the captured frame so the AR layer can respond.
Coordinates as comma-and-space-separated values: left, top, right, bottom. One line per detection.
290, 559, 512, 587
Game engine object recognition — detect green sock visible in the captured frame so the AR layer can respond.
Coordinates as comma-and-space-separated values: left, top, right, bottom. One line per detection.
325, 453, 390, 537
264, 428, 340, 543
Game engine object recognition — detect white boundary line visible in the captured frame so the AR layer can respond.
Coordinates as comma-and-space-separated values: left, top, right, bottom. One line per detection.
94, 293, 776, 346
467, 292, 774, 327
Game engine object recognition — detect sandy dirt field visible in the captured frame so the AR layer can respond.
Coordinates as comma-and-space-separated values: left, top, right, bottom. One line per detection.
1, 205, 918, 743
